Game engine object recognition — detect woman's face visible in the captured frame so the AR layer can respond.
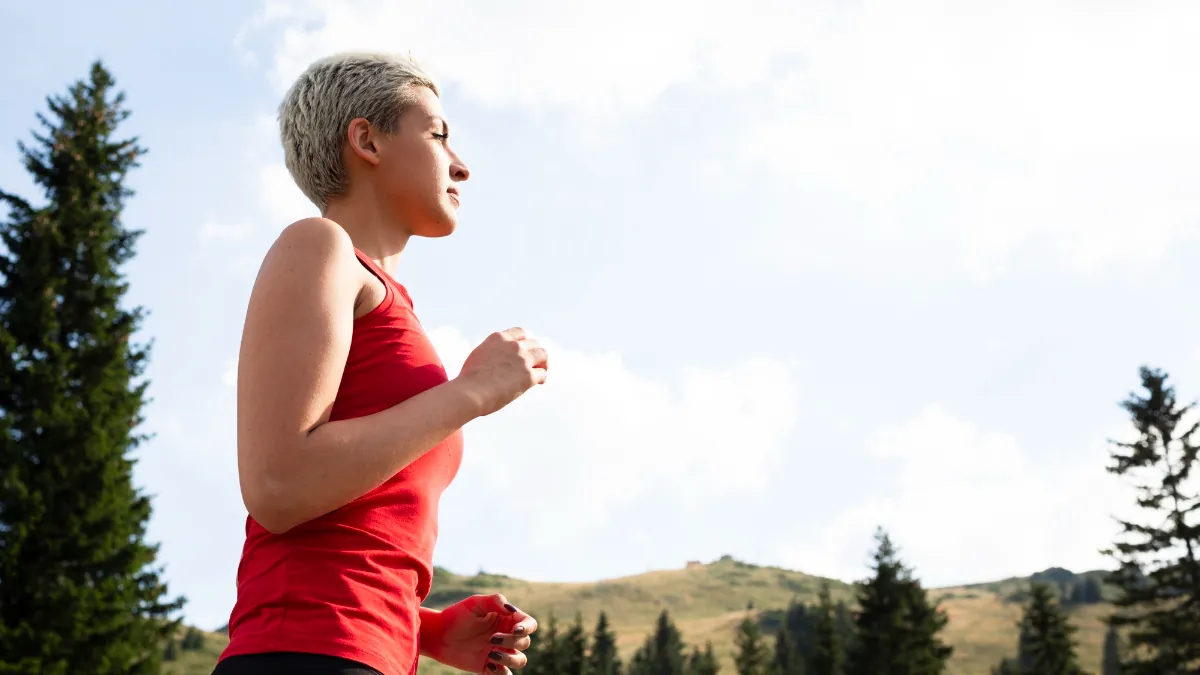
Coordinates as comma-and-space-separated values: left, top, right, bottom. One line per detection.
371, 86, 470, 238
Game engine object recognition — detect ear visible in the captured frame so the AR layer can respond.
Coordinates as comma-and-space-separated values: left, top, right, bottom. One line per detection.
345, 118, 382, 166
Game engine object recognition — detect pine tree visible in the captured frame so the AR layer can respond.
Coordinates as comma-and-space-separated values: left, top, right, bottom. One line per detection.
650, 610, 688, 675
1018, 583, 1086, 675
1104, 367, 1200, 673
833, 602, 856, 657
772, 624, 804, 675
808, 584, 843, 675
784, 601, 814, 660
845, 529, 953, 675
1016, 617, 1035, 673
527, 614, 564, 675
0, 61, 184, 675
563, 613, 591, 675
629, 643, 651, 675
1082, 578, 1103, 605
161, 640, 177, 663
687, 641, 720, 675
688, 647, 704, 675
590, 611, 622, 675
1067, 583, 1083, 607
1102, 625, 1121, 675
180, 626, 204, 651
631, 610, 687, 675
734, 617, 771, 675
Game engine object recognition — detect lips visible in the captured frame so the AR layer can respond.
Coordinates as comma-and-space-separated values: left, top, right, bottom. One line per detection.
447, 188, 461, 206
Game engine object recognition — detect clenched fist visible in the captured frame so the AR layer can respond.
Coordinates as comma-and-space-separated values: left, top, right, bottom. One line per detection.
455, 328, 548, 417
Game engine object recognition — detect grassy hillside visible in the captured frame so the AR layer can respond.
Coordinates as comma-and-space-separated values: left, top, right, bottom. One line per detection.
164, 558, 1114, 675
160, 626, 228, 675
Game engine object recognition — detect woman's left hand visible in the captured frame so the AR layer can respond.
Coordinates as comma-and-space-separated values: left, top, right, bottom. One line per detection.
422, 593, 538, 674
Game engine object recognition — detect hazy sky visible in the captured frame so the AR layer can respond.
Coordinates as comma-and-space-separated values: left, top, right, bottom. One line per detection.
3, 0, 1200, 631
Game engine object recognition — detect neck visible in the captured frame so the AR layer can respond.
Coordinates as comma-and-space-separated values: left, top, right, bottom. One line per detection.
323, 193, 411, 275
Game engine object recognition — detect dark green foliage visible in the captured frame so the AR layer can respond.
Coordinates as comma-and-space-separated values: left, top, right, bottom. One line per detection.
1103, 368, 1200, 673
1032, 569, 1079, 586
562, 614, 590, 675
831, 602, 855, 659
1102, 625, 1121, 675
807, 584, 843, 675
774, 597, 854, 664
180, 626, 205, 651
771, 624, 803, 675
590, 611, 622, 675
529, 613, 591, 675
1017, 583, 1086, 675
630, 610, 687, 675
629, 647, 649, 675
687, 648, 702, 675
734, 617, 771, 675
845, 529, 953, 675
1066, 578, 1104, 607
527, 613, 595, 675
687, 642, 720, 675
782, 601, 815, 658
526, 614, 563, 675
1017, 619, 1034, 673
162, 640, 176, 663
0, 62, 183, 674
1068, 585, 1084, 606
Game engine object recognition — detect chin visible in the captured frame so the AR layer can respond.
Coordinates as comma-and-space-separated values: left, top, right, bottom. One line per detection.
412, 217, 457, 238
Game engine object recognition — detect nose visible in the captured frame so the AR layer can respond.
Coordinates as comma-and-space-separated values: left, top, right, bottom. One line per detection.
450, 150, 470, 182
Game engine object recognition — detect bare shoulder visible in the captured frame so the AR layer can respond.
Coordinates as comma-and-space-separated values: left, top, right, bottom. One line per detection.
266, 217, 355, 268
251, 218, 358, 293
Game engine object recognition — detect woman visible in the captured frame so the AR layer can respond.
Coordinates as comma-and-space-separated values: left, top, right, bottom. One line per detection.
212, 52, 545, 675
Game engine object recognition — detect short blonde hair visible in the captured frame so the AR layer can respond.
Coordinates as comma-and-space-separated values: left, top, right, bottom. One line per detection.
279, 52, 440, 211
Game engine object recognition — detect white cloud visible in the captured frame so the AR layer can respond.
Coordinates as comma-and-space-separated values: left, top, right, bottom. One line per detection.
742, 0, 1200, 278
238, 0, 828, 118
426, 326, 800, 548
237, 0, 1200, 278
781, 404, 1132, 586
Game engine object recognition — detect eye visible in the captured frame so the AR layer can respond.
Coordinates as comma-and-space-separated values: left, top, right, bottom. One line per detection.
432, 133, 449, 141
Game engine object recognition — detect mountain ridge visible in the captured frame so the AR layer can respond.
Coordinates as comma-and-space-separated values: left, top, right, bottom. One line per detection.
176, 557, 1114, 675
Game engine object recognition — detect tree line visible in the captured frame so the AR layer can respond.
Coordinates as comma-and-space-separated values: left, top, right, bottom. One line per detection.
1, 63, 1198, 674
516, 531, 1105, 675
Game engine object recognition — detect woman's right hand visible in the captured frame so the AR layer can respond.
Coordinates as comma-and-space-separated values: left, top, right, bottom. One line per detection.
455, 327, 548, 417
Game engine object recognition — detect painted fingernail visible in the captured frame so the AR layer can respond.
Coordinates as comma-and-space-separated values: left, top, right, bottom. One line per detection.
504, 603, 518, 613
491, 636, 505, 645
513, 625, 526, 635
489, 652, 503, 661
487, 663, 498, 672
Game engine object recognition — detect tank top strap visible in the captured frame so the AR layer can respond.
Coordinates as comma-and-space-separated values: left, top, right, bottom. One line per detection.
351, 247, 401, 313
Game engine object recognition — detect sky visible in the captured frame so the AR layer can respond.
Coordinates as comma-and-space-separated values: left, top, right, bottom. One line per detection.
2, 0, 1200, 631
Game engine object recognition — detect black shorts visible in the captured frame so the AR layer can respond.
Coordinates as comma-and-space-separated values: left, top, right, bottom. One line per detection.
211, 652, 383, 675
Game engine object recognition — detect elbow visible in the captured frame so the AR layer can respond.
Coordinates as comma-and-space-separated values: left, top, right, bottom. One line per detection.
250, 507, 297, 535
240, 474, 302, 535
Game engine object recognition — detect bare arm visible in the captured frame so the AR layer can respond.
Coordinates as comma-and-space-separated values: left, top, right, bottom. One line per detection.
236, 218, 487, 534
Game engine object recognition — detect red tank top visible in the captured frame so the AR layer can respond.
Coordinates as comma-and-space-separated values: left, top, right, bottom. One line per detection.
219, 248, 464, 675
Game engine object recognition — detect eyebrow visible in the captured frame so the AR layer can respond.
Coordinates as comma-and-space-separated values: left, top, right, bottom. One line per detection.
430, 115, 450, 135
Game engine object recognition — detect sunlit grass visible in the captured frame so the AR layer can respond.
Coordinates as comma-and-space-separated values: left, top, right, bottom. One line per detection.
166, 559, 1112, 675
